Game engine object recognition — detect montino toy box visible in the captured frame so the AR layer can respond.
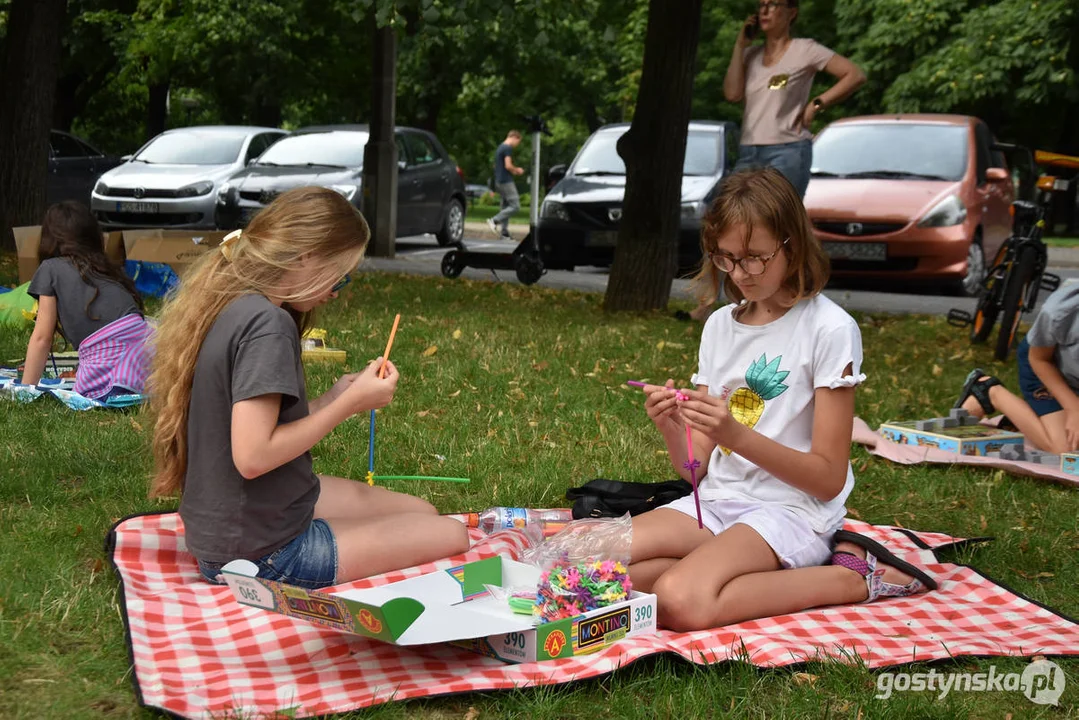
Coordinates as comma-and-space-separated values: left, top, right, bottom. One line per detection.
222, 554, 657, 663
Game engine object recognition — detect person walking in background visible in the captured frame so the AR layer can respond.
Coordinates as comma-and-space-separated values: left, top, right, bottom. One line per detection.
685, 0, 866, 323
487, 130, 526, 240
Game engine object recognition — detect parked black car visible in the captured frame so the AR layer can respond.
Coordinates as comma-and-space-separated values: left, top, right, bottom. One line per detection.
216, 124, 468, 245
537, 120, 739, 272
48, 130, 123, 206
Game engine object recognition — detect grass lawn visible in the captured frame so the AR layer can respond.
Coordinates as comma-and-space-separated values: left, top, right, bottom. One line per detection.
1044, 236, 1079, 248
1, 248, 1076, 718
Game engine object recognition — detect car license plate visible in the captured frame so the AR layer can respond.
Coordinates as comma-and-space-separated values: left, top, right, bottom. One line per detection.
822, 242, 886, 261
1055, 178, 1070, 191
587, 230, 619, 247
116, 201, 159, 213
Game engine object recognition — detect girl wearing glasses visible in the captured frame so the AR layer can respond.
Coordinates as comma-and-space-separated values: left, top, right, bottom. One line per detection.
724, 0, 865, 198
147, 186, 468, 590
629, 170, 937, 631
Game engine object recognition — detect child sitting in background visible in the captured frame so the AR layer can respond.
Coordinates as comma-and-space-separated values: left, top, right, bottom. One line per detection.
20, 201, 152, 398
955, 283, 1079, 453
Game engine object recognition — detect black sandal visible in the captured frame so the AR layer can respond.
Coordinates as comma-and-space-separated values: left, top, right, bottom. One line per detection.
828, 528, 940, 604
954, 368, 1001, 416
831, 530, 939, 593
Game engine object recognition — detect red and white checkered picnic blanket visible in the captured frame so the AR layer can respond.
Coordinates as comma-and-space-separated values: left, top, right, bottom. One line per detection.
108, 512, 1079, 719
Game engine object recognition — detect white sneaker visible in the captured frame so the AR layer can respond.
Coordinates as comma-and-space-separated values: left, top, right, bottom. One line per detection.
486, 218, 498, 234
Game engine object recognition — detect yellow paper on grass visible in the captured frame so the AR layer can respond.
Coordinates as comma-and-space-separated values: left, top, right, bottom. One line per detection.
301, 327, 346, 363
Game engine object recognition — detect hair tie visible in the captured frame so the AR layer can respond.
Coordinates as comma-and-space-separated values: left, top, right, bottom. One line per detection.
220, 229, 241, 261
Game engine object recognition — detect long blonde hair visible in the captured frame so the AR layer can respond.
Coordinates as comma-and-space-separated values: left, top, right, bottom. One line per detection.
692, 167, 829, 308
148, 187, 369, 498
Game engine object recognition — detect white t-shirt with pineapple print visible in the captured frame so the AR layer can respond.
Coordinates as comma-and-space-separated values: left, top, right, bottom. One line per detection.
689, 294, 865, 534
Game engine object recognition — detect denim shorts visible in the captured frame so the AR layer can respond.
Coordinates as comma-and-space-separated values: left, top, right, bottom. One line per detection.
198, 518, 339, 590
1017, 337, 1068, 417
734, 140, 814, 199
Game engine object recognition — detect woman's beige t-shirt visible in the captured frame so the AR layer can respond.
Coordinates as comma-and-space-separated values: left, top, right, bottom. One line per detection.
740, 38, 834, 147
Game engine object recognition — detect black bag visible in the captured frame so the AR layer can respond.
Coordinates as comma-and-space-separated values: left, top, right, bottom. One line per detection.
565, 478, 694, 519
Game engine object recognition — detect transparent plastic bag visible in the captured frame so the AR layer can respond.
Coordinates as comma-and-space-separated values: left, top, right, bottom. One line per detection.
521, 512, 632, 572
521, 513, 634, 623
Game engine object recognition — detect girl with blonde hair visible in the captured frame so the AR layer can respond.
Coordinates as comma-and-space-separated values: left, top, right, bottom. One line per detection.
630, 169, 937, 631
149, 186, 469, 588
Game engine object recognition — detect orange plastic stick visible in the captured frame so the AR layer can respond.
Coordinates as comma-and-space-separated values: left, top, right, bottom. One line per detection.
378, 314, 401, 378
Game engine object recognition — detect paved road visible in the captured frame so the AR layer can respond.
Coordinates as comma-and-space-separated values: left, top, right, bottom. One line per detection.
369, 230, 1079, 318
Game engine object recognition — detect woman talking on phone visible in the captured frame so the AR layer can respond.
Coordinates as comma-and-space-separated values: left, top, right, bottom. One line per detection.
685, 0, 865, 324
724, 0, 865, 199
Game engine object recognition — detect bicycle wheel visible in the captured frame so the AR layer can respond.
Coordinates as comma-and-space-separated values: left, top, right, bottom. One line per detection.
994, 246, 1038, 361
971, 288, 1001, 344
971, 244, 1008, 344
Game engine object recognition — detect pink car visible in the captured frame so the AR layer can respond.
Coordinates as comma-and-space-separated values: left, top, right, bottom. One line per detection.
805, 114, 1015, 295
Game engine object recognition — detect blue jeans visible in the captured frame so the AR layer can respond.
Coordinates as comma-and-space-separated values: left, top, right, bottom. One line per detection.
734, 140, 814, 199
1017, 337, 1068, 417
198, 518, 339, 589
491, 181, 521, 232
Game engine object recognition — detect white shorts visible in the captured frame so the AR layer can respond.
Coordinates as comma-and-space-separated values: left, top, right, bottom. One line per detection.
662, 496, 838, 569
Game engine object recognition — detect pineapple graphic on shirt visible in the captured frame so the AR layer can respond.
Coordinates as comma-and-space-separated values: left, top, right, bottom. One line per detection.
722, 353, 789, 455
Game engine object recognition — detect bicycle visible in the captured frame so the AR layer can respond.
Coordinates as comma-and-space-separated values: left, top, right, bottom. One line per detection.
948, 198, 1060, 361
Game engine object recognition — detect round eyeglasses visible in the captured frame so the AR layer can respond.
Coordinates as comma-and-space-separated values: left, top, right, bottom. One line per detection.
708, 238, 789, 276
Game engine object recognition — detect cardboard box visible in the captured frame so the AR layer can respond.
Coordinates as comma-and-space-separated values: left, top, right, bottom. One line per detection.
13, 226, 125, 284
1061, 453, 1079, 476
122, 229, 228, 277
222, 555, 658, 663
879, 417, 1025, 456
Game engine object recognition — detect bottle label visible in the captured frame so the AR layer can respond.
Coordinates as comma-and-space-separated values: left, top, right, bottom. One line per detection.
497, 507, 529, 530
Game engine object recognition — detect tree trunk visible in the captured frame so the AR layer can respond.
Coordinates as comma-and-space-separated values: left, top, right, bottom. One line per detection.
361, 21, 398, 258
603, 0, 703, 312
147, 81, 170, 140
415, 94, 441, 134
252, 100, 283, 129
54, 73, 82, 131
0, 0, 67, 252
584, 102, 603, 133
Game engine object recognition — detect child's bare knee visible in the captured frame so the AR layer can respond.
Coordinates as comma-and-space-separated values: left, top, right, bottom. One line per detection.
654, 573, 711, 632
1050, 439, 1073, 455
445, 519, 471, 553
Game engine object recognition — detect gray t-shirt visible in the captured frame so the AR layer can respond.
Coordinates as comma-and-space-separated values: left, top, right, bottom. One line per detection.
1027, 283, 1079, 391
28, 257, 140, 349
179, 294, 319, 564
494, 142, 514, 185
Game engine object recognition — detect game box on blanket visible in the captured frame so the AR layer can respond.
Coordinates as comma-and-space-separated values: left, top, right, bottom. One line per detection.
879, 413, 1025, 456
223, 554, 658, 663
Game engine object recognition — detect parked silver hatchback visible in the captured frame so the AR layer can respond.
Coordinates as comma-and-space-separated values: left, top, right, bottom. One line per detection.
91, 125, 286, 229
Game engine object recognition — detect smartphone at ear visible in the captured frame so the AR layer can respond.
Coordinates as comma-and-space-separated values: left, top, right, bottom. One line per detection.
745, 14, 759, 40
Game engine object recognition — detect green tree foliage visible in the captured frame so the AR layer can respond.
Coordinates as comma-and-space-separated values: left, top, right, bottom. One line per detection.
837, 0, 1079, 150
3, 0, 1079, 174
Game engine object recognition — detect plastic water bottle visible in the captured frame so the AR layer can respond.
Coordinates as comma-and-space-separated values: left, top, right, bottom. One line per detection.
468, 507, 573, 538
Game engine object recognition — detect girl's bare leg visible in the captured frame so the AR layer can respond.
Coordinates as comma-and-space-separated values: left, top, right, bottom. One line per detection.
649, 528, 923, 631
315, 474, 470, 583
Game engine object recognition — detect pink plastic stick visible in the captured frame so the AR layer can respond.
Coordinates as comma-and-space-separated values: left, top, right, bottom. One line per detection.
684, 424, 703, 529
